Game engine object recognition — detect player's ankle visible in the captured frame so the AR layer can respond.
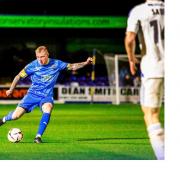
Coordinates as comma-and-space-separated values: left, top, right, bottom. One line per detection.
36, 134, 42, 138
2, 117, 6, 123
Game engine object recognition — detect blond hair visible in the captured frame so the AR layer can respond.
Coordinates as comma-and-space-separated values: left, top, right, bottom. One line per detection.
35, 46, 49, 56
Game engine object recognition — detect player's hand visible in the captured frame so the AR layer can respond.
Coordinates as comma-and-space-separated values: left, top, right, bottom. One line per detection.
129, 57, 139, 75
86, 57, 93, 65
129, 62, 137, 75
134, 57, 139, 64
6, 90, 13, 97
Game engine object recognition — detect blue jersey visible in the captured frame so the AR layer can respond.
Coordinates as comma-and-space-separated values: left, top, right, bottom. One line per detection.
19, 58, 68, 97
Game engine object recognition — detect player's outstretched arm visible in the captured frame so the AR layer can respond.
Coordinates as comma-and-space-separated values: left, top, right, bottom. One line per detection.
6, 74, 21, 96
67, 57, 93, 71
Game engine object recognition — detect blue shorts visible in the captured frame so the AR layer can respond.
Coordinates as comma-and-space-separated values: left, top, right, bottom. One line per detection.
18, 93, 54, 113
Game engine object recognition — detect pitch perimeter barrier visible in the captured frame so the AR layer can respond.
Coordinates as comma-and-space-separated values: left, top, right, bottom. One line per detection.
0, 85, 140, 104
0, 86, 58, 103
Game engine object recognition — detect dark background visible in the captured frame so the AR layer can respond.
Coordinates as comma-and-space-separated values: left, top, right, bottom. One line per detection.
0, 0, 143, 15
0, 0, 143, 82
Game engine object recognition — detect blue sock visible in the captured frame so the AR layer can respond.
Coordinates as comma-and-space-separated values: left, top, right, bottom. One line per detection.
36, 113, 51, 137
3, 111, 14, 122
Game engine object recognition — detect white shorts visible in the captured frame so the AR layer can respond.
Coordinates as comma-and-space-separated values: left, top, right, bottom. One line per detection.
140, 78, 164, 108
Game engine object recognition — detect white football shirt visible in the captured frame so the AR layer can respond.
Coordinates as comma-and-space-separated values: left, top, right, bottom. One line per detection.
126, 0, 164, 78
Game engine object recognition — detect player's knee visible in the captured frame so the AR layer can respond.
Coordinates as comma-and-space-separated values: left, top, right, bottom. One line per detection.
150, 108, 159, 115
42, 103, 53, 113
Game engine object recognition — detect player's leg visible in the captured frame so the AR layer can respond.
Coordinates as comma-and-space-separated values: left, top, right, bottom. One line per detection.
34, 97, 54, 143
142, 106, 164, 160
142, 106, 161, 126
140, 78, 164, 160
0, 106, 26, 126
1, 93, 39, 126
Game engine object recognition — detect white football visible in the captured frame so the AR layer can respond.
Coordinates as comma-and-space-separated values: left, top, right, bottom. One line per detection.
7, 128, 23, 143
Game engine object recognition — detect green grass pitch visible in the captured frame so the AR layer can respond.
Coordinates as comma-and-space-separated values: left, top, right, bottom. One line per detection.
0, 104, 164, 160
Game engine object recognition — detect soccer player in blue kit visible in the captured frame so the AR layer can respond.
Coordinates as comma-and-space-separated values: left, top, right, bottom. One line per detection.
0, 46, 93, 143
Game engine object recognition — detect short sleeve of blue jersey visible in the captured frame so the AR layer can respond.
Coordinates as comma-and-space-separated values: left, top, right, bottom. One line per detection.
24, 60, 37, 76
24, 61, 36, 75
57, 60, 68, 71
